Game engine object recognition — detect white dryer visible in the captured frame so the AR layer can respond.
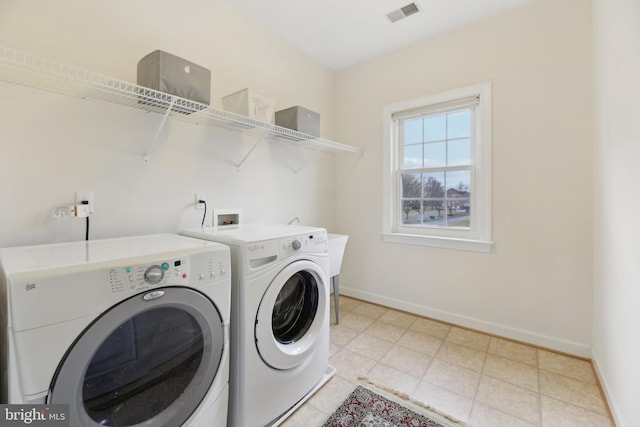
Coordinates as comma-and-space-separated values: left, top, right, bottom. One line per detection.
181, 224, 334, 427
0, 234, 231, 427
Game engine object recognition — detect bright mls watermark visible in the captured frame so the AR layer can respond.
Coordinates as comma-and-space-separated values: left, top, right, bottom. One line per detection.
1, 405, 68, 426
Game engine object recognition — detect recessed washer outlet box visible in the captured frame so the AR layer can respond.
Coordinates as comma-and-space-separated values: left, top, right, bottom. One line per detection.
213, 208, 242, 230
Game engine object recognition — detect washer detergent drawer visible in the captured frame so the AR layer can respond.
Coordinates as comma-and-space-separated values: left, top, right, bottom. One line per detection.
245, 240, 279, 271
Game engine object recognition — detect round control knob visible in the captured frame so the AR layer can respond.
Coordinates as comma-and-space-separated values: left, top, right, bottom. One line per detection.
291, 239, 302, 251
144, 265, 164, 285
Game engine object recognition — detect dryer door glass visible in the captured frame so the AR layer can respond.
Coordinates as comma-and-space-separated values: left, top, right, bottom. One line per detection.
272, 271, 318, 344
49, 288, 225, 427
83, 307, 202, 425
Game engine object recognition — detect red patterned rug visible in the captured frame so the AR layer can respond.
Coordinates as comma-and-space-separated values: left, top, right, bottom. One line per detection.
320, 383, 469, 427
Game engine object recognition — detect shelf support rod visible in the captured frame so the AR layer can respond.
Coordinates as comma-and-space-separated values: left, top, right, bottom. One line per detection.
144, 97, 176, 162
292, 150, 319, 174
236, 132, 267, 170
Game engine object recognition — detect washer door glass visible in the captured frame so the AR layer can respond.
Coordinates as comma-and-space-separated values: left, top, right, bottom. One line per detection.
255, 260, 328, 370
272, 271, 318, 344
49, 287, 224, 427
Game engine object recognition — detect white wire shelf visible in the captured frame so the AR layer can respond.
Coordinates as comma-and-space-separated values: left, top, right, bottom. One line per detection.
0, 47, 362, 157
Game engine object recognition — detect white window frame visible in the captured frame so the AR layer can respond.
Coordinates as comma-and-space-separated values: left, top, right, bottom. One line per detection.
382, 82, 493, 253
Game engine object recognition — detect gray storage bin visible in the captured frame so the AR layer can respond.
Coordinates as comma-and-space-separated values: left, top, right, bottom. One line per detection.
137, 50, 211, 109
275, 106, 320, 137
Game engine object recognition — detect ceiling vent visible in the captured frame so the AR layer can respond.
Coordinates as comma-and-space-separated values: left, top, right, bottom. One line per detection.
386, 2, 421, 23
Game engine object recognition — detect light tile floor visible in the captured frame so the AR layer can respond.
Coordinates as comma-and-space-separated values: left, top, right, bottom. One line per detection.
281, 296, 614, 427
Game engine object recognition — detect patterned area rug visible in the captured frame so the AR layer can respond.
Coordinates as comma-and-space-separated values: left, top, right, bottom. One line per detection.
320, 382, 470, 427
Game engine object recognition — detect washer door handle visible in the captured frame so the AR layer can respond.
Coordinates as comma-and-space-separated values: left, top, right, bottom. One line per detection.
143, 290, 166, 301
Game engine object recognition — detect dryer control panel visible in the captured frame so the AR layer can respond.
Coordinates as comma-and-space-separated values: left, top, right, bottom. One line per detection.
6, 239, 231, 333
108, 253, 228, 294
108, 258, 190, 294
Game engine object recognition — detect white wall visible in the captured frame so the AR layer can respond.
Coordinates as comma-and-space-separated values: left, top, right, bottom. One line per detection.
0, 0, 337, 247
593, 0, 640, 424
333, 0, 594, 356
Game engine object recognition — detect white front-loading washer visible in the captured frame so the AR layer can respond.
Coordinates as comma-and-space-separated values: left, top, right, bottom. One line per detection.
181, 224, 334, 427
0, 234, 231, 427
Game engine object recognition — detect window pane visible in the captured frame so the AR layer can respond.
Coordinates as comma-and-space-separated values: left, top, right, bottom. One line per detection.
447, 110, 471, 139
423, 200, 445, 225
445, 170, 471, 229
424, 115, 446, 142
401, 173, 422, 197
401, 200, 422, 224
446, 170, 471, 193
402, 144, 422, 169
446, 198, 470, 228
424, 141, 446, 167
403, 118, 423, 145
423, 173, 444, 198
448, 138, 471, 166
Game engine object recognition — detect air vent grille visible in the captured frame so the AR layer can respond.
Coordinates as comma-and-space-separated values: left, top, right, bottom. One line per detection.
400, 3, 420, 17
386, 2, 421, 23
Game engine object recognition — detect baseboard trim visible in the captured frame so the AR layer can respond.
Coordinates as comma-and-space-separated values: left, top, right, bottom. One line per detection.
340, 286, 591, 358
591, 350, 621, 426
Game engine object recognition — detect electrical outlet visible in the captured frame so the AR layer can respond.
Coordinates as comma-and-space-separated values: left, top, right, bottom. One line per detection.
76, 191, 94, 213
195, 193, 206, 210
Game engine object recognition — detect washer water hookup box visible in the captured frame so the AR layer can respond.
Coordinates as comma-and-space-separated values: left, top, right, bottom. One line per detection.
213, 208, 242, 230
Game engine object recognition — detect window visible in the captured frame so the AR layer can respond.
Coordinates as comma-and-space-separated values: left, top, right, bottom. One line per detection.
382, 82, 492, 252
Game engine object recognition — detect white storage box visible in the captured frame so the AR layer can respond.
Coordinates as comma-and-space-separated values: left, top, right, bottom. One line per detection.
275, 106, 320, 137
222, 89, 275, 123
137, 50, 211, 106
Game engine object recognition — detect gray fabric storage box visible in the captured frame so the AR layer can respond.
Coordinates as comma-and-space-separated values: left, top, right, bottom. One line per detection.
137, 50, 211, 108
275, 106, 320, 137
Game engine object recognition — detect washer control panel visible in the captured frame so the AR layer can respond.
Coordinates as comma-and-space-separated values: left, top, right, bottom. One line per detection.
279, 231, 328, 257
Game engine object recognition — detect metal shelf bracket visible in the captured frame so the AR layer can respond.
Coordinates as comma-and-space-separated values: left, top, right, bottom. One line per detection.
292, 150, 319, 174
144, 97, 176, 162
235, 132, 268, 170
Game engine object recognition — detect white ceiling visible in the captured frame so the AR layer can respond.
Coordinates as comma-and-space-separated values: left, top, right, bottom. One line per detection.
228, 0, 533, 70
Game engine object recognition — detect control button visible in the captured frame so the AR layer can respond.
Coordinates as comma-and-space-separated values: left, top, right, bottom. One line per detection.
292, 239, 302, 250
198, 274, 205, 280
125, 267, 132, 274
220, 269, 227, 276
144, 265, 164, 284
161, 263, 169, 271
210, 272, 216, 278
182, 273, 188, 279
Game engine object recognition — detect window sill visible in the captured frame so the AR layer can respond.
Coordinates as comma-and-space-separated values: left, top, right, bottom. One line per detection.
381, 232, 493, 253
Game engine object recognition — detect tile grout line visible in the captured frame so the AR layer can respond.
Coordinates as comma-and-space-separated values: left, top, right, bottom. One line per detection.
466, 338, 489, 424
